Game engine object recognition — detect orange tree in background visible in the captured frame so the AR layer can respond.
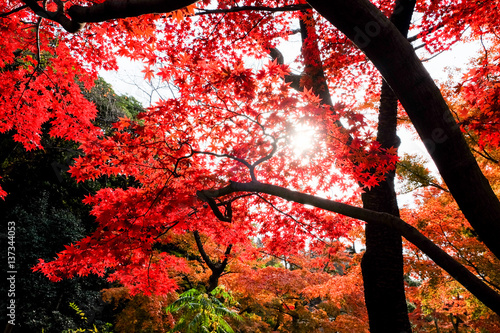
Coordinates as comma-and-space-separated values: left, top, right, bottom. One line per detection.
399, 58, 500, 331
2, 0, 500, 331
402, 187, 500, 332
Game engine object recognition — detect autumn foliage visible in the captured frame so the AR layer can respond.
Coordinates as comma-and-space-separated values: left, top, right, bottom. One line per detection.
2, 0, 500, 331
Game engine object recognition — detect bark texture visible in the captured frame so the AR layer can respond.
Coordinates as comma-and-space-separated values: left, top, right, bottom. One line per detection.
360, 1, 416, 332
361, 80, 409, 332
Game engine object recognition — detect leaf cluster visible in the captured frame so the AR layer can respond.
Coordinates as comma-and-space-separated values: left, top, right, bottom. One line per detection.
166, 286, 241, 333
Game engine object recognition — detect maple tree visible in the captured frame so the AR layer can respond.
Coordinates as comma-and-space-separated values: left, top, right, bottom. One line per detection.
3, 0, 500, 331
102, 224, 369, 332
220, 245, 369, 332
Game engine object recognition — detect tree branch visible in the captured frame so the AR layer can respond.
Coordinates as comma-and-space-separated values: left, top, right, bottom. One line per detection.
407, 23, 446, 43
197, 180, 500, 315
437, 224, 500, 292
193, 230, 217, 271
220, 243, 233, 269
197, 191, 232, 222
22, 0, 199, 32
193, 230, 233, 292
195, 4, 310, 15
22, 0, 85, 33
0, 4, 28, 17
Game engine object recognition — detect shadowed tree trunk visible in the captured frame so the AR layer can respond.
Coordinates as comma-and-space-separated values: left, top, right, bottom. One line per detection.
360, 1, 416, 332
361, 80, 409, 332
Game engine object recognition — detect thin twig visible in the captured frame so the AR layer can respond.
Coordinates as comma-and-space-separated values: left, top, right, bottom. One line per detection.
0, 5, 28, 17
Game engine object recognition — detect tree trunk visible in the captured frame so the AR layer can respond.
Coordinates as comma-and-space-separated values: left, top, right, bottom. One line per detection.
193, 231, 232, 292
361, 82, 410, 332
360, 2, 415, 332
297, 4, 414, 329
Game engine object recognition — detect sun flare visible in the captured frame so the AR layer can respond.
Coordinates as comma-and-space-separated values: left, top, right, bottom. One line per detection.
290, 123, 317, 155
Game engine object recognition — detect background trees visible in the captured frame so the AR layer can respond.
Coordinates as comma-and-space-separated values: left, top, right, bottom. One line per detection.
2, 0, 500, 331
0, 76, 141, 332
